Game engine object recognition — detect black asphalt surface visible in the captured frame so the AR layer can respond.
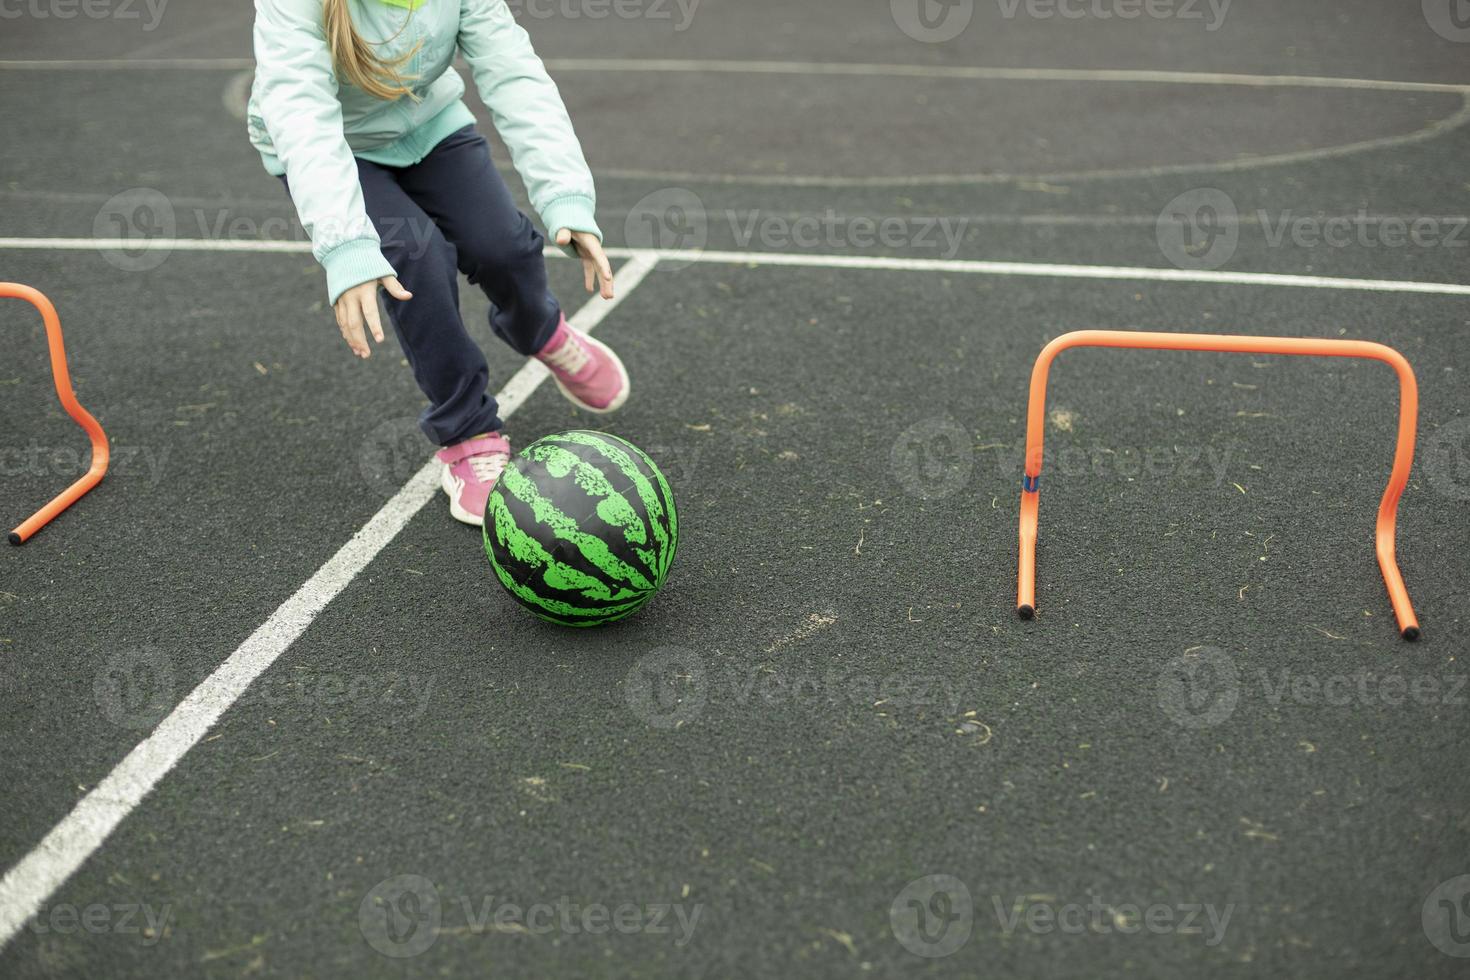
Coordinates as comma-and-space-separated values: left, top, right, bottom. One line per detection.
2, 2, 1469, 977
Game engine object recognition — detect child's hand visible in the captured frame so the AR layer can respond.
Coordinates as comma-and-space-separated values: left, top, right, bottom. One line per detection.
334, 276, 412, 358
556, 229, 614, 300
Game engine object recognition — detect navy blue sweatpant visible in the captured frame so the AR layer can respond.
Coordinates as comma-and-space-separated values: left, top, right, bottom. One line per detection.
285, 125, 562, 445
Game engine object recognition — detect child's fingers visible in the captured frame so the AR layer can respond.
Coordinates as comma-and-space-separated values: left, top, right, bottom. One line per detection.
582, 256, 596, 294
555, 228, 573, 248
381, 276, 413, 302
363, 299, 386, 345
342, 302, 369, 358
596, 252, 615, 300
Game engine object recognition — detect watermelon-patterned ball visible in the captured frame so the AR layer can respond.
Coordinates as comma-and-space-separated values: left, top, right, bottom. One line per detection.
482, 430, 677, 626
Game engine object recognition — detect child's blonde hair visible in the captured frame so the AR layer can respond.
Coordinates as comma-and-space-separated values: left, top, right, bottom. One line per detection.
322, 0, 421, 101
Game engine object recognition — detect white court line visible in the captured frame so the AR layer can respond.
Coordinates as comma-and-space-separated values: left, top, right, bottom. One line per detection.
1, 57, 1464, 94
0, 238, 313, 253
2, 237, 1468, 297
23, 56, 1470, 186
0, 58, 257, 70
6, 197, 1470, 227
0, 251, 661, 952
542, 59, 1470, 95
642, 247, 1470, 297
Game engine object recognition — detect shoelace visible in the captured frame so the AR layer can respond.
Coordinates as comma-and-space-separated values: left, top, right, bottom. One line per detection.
467, 451, 508, 485
541, 334, 591, 376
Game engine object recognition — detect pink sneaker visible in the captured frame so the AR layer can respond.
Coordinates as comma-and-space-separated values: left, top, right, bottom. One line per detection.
535, 316, 630, 414
435, 432, 511, 526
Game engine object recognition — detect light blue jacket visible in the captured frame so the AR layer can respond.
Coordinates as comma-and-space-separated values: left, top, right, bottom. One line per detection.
249, 0, 600, 303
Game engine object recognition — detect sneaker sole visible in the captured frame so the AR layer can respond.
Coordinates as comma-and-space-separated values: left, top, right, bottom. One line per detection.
550, 333, 630, 415
441, 464, 485, 527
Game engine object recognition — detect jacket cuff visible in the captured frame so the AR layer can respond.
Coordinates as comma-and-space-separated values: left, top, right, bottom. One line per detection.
321, 238, 397, 306
539, 195, 602, 256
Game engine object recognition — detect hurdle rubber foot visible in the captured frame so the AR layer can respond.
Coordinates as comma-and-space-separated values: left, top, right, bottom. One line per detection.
1402, 626, 1421, 642
8, 531, 21, 546
1017, 604, 1035, 620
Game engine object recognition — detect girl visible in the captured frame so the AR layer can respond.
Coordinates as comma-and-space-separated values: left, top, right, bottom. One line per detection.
248, 0, 628, 525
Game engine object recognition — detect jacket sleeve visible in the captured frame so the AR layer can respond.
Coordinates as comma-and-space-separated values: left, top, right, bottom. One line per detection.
253, 0, 396, 304
457, 0, 601, 242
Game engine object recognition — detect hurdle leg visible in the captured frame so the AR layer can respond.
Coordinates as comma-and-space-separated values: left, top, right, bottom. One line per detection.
3, 283, 110, 544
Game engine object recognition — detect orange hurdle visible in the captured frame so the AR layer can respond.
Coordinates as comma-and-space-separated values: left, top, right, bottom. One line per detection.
1016, 330, 1420, 640
3, 283, 109, 545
